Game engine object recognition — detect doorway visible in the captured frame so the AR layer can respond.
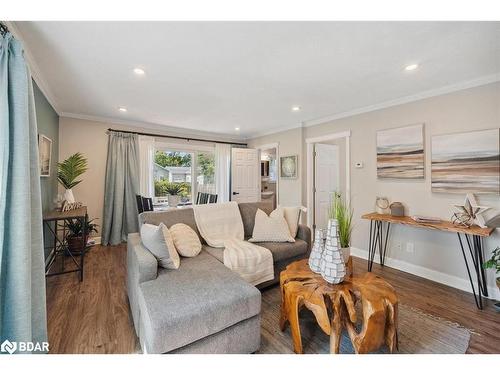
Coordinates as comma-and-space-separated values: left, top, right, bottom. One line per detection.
255, 143, 279, 208
314, 143, 340, 229
306, 131, 351, 229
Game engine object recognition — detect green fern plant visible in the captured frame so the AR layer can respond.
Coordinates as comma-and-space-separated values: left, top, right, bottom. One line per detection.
329, 192, 354, 248
483, 246, 500, 276
58, 152, 88, 189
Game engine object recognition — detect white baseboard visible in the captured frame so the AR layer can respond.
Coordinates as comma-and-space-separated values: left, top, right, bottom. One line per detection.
90, 236, 101, 245
351, 247, 500, 302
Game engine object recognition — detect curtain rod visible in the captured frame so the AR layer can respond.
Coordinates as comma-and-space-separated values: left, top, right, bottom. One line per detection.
107, 128, 247, 146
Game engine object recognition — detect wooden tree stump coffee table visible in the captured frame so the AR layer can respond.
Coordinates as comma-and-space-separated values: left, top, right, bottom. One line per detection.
279, 259, 398, 354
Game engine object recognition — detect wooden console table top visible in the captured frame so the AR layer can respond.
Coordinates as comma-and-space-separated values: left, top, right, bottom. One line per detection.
361, 212, 494, 237
43, 206, 87, 221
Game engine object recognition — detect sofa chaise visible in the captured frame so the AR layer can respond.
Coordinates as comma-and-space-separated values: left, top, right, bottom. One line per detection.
127, 201, 311, 354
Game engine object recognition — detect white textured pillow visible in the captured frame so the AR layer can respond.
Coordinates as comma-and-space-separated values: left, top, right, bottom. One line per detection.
140, 223, 180, 269
249, 208, 295, 243
169, 223, 202, 257
279, 206, 302, 238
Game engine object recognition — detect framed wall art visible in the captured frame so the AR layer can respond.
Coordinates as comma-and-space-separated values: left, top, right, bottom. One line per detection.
280, 155, 298, 179
431, 128, 500, 195
38, 134, 52, 178
376, 123, 424, 179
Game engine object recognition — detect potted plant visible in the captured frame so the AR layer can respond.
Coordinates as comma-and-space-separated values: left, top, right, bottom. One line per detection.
58, 152, 88, 203
329, 192, 354, 264
483, 246, 500, 310
66, 218, 98, 255
166, 183, 185, 207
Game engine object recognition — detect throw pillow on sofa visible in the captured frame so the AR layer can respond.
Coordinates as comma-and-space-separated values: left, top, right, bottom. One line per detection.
169, 223, 202, 257
249, 208, 295, 243
140, 223, 180, 269
279, 206, 302, 237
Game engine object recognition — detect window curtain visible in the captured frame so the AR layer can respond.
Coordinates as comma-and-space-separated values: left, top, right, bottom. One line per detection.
0, 33, 48, 349
101, 132, 140, 245
215, 143, 231, 202
138, 135, 155, 198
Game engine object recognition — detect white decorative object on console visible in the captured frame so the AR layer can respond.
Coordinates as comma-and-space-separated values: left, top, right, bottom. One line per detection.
320, 219, 346, 284
308, 228, 324, 273
452, 193, 491, 228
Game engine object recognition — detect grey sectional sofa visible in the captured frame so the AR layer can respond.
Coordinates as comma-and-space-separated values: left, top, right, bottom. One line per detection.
127, 201, 311, 354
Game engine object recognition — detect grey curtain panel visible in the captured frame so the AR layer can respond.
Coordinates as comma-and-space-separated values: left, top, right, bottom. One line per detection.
102, 131, 140, 245
0, 33, 48, 349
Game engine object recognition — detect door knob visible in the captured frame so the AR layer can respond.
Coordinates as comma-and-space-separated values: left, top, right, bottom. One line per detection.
233, 192, 240, 195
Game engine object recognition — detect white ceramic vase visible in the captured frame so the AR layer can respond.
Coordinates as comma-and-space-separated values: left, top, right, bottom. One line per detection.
320, 219, 346, 284
64, 189, 75, 203
308, 228, 324, 273
168, 195, 180, 208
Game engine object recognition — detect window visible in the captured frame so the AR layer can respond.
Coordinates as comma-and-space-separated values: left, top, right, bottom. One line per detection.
195, 152, 216, 195
153, 146, 215, 206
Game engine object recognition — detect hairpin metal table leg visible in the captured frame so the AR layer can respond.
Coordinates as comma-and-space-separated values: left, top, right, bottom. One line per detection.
457, 233, 483, 309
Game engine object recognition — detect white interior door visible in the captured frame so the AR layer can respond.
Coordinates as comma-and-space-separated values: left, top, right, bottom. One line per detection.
231, 148, 260, 203
314, 143, 339, 230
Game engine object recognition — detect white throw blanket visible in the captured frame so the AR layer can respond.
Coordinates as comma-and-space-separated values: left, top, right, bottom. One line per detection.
193, 202, 274, 285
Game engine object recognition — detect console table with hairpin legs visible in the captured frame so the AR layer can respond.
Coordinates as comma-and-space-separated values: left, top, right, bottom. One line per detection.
361, 212, 494, 309
43, 207, 88, 282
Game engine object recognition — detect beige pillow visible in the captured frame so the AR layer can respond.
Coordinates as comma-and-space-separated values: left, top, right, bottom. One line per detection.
140, 223, 180, 269
249, 208, 295, 243
279, 206, 302, 238
169, 223, 202, 257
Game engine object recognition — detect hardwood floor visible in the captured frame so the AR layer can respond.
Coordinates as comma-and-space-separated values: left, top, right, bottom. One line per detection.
46, 244, 500, 354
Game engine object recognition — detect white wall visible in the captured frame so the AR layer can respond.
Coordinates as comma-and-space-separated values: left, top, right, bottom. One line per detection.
247, 82, 500, 299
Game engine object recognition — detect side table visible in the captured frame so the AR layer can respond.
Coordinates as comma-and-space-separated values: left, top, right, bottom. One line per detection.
280, 259, 398, 354
43, 206, 88, 282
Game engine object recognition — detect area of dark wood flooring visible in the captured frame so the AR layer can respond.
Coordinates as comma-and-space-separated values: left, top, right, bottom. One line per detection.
45, 244, 500, 354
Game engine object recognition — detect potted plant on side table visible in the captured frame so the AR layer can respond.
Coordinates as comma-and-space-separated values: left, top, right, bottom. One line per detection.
166, 183, 185, 208
67, 218, 98, 255
58, 152, 88, 203
329, 192, 354, 275
483, 246, 500, 311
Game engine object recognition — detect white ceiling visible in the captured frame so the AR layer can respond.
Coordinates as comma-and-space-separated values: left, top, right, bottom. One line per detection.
14, 21, 500, 139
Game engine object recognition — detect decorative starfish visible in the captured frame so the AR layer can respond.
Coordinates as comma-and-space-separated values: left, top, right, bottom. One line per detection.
452, 193, 490, 228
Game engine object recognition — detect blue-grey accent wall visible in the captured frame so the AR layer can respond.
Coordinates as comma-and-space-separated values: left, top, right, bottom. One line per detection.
33, 80, 59, 259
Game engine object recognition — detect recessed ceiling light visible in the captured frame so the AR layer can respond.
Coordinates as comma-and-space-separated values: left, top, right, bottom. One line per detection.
235, 127, 240, 131
405, 64, 419, 71
133, 67, 145, 75
292, 106, 301, 112
118, 107, 127, 112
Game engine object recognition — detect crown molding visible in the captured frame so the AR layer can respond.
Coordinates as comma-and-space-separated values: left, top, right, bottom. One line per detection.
244, 122, 303, 140
60, 112, 246, 143
6, 21, 61, 114
246, 74, 500, 140
303, 73, 500, 127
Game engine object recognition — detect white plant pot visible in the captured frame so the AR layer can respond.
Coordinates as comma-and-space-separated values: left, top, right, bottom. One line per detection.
168, 195, 181, 208
64, 189, 75, 203
341, 247, 351, 264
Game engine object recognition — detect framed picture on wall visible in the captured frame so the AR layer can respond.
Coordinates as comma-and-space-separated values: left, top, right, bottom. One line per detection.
376, 123, 425, 179
431, 128, 500, 195
280, 155, 298, 179
38, 134, 52, 177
